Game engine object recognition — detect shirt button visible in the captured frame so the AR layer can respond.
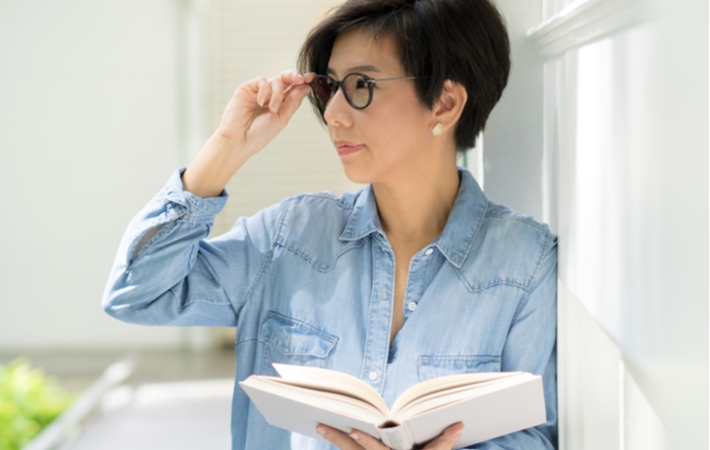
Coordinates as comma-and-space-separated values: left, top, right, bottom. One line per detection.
369, 371, 378, 381
407, 302, 417, 311
379, 288, 385, 300
425, 248, 434, 256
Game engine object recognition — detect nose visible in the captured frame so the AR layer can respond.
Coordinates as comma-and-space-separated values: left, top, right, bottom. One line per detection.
323, 87, 353, 128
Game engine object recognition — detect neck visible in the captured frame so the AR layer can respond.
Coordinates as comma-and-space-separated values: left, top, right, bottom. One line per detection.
373, 158, 460, 248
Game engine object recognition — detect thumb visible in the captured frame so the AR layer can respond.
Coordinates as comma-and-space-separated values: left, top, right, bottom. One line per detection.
423, 422, 464, 449
278, 83, 312, 122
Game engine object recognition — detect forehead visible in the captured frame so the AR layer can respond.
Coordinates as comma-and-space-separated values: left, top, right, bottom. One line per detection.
327, 29, 403, 77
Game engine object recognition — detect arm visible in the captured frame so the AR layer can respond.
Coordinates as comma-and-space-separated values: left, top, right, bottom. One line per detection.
102, 168, 286, 326
102, 69, 315, 326
471, 234, 558, 449
183, 70, 316, 199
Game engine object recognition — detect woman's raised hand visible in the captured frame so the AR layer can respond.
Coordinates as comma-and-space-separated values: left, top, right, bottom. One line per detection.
182, 69, 316, 198
216, 69, 317, 156
316, 422, 465, 450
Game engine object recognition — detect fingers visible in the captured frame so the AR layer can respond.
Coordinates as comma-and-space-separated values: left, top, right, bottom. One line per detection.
269, 77, 285, 112
349, 429, 391, 450
251, 69, 315, 114
422, 422, 464, 449
274, 69, 316, 115
254, 77, 271, 107
316, 424, 363, 450
279, 68, 305, 86
315, 422, 463, 450
303, 72, 318, 83
317, 424, 391, 450
277, 68, 316, 84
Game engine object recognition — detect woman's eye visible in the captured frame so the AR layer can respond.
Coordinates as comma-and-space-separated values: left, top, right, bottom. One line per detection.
354, 78, 367, 89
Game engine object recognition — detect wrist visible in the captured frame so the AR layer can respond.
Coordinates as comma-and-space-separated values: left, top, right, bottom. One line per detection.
182, 135, 249, 198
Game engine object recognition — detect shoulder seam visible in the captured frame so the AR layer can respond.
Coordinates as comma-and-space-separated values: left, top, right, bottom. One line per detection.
292, 191, 357, 210
511, 232, 555, 321
484, 213, 550, 234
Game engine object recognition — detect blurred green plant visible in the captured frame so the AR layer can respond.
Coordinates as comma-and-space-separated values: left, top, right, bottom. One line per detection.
0, 359, 77, 450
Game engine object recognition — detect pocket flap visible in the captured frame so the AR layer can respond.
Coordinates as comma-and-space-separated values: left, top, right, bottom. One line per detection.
261, 312, 338, 358
418, 355, 501, 381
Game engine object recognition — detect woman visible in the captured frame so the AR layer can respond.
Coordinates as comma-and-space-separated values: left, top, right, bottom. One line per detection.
103, 0, 557, 448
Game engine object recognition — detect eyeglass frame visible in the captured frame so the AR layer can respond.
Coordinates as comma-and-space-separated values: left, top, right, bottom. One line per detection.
310, 72, 420, 111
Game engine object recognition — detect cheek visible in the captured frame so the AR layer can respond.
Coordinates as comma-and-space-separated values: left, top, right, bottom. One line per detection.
392, 94, 429, 126
371, 105, 429, 147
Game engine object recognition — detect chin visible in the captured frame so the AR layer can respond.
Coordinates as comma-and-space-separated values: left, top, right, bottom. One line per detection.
342, 169, 371, 185
340, 161, 376, 185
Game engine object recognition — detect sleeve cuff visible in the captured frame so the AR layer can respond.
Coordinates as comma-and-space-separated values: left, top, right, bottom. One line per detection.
162, 167, 229, 223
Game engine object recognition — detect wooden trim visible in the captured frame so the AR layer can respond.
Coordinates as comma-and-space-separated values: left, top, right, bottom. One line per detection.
527, 0, 657, 59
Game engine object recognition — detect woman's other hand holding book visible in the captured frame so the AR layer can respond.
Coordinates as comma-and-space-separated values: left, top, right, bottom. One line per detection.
316, 422, 465, 450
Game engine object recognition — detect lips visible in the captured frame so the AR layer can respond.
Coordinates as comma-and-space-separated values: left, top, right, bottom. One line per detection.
334, 140, 365, 156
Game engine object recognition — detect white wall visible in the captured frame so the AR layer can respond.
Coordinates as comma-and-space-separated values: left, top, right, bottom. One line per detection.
491, 0, 708, 447
485, 0, 545, 221
0, 0, 183, 350
0, 0, 361, 352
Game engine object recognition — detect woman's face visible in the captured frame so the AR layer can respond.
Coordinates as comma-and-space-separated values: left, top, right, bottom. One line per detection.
323, 29, 436, 185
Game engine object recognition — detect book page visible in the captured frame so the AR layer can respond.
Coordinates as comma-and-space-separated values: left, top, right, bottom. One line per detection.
392, 380, 502, 419
400, 375, 546, 448
392, 374, 537, 420
272, 364, 389, 415
391, 371, 521, 414
240, 378, 389, 444
241, 376, 386, 423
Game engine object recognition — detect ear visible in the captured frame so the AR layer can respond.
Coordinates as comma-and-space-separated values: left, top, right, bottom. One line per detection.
430, 80, 468, 135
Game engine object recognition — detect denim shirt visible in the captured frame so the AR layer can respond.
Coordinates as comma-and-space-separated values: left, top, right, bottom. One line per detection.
103, 167, 558, 450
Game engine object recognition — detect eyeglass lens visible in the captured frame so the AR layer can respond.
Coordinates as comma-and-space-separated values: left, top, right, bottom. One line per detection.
312, 74, 371, 110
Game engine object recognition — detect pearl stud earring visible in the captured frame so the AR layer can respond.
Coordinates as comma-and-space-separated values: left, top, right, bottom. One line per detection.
432, 123, 444, 136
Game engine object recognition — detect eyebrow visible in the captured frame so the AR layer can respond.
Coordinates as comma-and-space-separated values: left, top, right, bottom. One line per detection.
326, 65, 382, 77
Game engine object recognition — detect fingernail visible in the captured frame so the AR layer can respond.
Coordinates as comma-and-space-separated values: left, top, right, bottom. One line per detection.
271, 102, 280, 112
349, 432, 359, 441
316, 426, 326, 436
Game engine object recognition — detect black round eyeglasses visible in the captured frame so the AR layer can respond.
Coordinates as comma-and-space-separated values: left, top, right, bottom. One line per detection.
310, 73, 418, 111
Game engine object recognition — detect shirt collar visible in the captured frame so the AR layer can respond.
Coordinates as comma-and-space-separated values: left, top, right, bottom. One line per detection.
339, 184, 382, 241
339, 167, 488, 269
432, 168, 488, 268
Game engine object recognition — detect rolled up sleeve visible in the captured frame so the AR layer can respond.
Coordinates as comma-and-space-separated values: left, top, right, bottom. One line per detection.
102, 168, 281, 327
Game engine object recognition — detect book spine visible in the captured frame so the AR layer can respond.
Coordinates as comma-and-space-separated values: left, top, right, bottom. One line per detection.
378, 425, 414, 450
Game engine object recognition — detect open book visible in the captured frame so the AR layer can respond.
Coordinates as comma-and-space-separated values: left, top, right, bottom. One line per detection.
240, 364, 546, 450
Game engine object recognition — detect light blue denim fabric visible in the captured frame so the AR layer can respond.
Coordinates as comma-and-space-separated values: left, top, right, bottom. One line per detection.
103, 167, 558, 449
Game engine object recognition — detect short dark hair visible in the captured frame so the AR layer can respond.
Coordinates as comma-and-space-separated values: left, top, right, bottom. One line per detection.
297, 0, 510, 152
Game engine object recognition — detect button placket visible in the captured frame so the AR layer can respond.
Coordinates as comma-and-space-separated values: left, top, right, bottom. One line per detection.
402, 253, 427, 320
361, 240, 394, 392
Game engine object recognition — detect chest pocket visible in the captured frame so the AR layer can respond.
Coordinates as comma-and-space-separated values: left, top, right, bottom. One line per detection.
260, 311, 338, 377
418, 355, 501, 382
